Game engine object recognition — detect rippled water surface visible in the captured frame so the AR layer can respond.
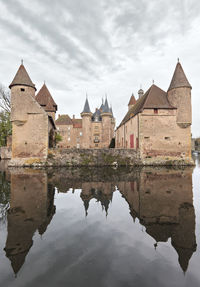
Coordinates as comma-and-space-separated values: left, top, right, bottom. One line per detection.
0, 156, 200, 287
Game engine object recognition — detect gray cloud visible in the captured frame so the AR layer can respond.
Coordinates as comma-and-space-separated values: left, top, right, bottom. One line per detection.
0, 0, 200, 135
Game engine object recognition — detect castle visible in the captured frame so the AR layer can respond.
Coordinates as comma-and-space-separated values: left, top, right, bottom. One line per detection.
8, 59, 192, 164
116, 60, 192, 160
56, 98, 115, 148
8, 62, 115, 162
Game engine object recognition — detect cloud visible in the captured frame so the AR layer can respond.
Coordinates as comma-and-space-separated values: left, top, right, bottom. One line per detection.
0, 0, 200, 135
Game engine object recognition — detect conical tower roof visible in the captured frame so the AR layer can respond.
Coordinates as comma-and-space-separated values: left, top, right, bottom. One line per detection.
82, 97, 91, 113
168, 61, 192, 91
9, 63, 36, 90
36, 83, 57, 112
102, 98, 110, 113
128, 94, 136, 106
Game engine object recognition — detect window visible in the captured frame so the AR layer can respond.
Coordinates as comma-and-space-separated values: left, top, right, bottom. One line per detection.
165, 137, 170, 140
68, 127, 70, 130
95, 144, 98, 147
21, 88, 25, 92
80, 132, 82, 136
154, 109, 158, 114
144, 136, 150, 139
68, 137, 70, 141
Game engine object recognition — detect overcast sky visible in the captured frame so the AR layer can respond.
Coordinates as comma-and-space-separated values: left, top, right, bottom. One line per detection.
0, 0, 199, 136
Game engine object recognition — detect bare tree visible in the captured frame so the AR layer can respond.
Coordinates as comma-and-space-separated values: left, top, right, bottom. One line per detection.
0, 84, 11, 113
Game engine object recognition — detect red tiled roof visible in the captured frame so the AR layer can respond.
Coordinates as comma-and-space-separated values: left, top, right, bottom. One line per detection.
72, 119, 82, 128
55, 115, 73, 125
36, 84, 57, 112
168, 62, 192, 91
9, 64, 36, 90
119, 84, 176, 127
128, 94, 136, 106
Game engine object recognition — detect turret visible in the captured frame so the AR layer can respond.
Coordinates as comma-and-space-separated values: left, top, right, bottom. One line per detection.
128, 94, 136, 110
138, 88, 144, 99
9, 61, 36, 122
35, 83, 57, 121
167, 60, 192, 126
81, 97, 92, 148
101, 98, 112, 147
9, 62, 50, 160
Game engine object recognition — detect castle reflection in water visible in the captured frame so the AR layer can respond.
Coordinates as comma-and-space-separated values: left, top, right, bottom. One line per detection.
0, 166, 197, 275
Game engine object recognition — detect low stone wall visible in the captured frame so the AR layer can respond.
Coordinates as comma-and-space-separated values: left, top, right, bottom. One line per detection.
46, 148, 141, 166
7, 148, 195, 167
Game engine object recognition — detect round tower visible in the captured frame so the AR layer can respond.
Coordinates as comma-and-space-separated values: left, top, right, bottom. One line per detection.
81, 97, 92, 148
167, 60, 192, 126
101, 98, 112, 148
9, 61, 36, 122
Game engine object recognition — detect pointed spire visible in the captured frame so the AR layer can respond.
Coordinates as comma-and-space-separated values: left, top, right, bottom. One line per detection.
128, 94, 136, 106
82, 96, 91, 113
100, 97, 105, 111
102, 97, 110, 113
9, 62, 36, 90
35, 83, 57, 112
168, 61, 192, 91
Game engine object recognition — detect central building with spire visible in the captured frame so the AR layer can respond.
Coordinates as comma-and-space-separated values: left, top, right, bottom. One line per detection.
56, 97, 115, 148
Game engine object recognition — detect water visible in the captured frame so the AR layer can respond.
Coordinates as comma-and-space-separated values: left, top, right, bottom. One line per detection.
0, 157, 200, 287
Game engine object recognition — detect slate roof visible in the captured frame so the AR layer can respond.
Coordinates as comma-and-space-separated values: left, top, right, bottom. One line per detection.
128, 94, 136, 106
82, 98, 91, 113
35, 84, 57, 112
92, 109, 102, 122
168, 62, 192, 91
100, 99, 104, 111
102, 98, 110, 113
55, 115, 73, 125
119, 84, 176, 127
9, 64, 36, 90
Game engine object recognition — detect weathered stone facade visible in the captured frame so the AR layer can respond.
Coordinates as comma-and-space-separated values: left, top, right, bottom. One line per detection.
9, 63, 56, 162
116, 61, 192, 161
56, 115, 82, 148
56, 98, 115, 149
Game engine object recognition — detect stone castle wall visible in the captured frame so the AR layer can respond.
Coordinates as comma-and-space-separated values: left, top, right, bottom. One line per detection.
11, 85, 49, 159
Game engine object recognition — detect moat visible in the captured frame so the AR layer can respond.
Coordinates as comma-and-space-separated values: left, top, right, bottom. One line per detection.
0, 155, 200, 287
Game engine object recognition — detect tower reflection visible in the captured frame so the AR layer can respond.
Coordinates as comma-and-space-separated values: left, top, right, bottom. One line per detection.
119, 167, 197, 272
2, 166, 197, 275
4, 169, 55, 275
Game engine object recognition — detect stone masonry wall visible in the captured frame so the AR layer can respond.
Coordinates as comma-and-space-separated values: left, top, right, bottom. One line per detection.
46, 148, 141, 166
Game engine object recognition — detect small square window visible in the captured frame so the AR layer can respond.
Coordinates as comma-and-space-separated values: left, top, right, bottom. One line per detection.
21, 88, 25, 92
154, 109, 158, 114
